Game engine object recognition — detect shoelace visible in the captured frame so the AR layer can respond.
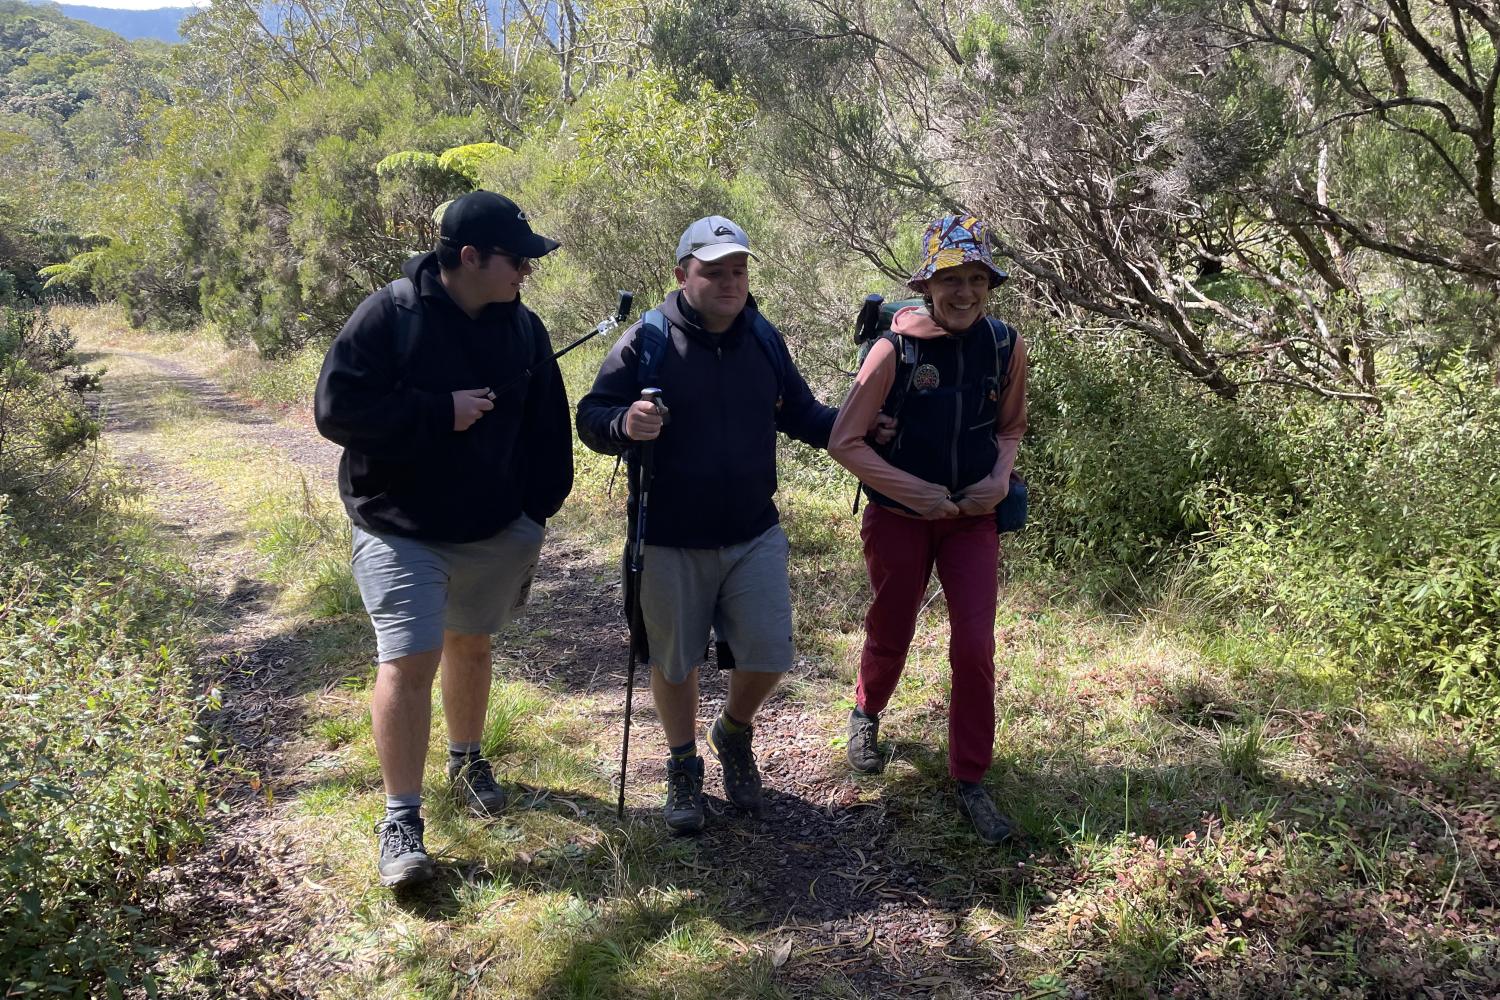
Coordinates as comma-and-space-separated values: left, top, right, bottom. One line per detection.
378, 818, 423, 856
461, 758, 501, 796
667, 767, 699, 809
850, 719, 877, 757
962, 788, 1001, 825
719, 729, 757, 782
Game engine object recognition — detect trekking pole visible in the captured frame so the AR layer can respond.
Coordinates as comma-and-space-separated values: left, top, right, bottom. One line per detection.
618, 386, 663, 820
494, 291, 634, 395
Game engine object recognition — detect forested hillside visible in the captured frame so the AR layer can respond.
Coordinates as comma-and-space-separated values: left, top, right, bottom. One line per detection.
2, 1, 1497, 997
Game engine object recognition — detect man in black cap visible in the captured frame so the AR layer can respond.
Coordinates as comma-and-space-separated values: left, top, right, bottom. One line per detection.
315, 190, 573, 887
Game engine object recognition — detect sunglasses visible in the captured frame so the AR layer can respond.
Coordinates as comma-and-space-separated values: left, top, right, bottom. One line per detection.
486, 249, 533, 270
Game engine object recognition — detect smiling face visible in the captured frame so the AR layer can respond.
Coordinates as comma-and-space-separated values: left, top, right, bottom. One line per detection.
924, 261, 994, 332
676, 253, 750, 333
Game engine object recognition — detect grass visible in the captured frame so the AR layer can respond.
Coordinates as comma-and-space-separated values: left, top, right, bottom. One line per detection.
62, 306, 1500, 998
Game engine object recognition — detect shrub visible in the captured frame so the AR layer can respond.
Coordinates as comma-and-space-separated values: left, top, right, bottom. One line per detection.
1017, 328, 1285, 591
0, 488, 209, 995
1204, 356, 1500, 715
0, 305, 101, 499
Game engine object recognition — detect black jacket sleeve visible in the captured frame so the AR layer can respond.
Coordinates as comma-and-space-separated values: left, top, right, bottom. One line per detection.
575, 323, 641, 456
313, 291, 454, 459
517, 310, 574, 522
771, 332, 838, 449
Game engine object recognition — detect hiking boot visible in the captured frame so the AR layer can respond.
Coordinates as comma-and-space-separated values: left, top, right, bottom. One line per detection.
707, 717, 763, 813
448, 755, 508, 817
375, 814, 436, 887
956, 782, 1013, 845
846, 709, 884, 774
663, 754, 705, 833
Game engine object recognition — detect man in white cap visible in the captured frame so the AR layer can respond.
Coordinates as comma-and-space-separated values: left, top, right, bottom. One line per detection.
315, 190, 572, 886
576, 216, 838, 832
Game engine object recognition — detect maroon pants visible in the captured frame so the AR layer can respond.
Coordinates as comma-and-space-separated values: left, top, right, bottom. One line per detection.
856, 503, 1000, 783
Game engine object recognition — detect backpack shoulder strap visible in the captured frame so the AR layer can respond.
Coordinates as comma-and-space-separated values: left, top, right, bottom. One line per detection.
386, 277, 423, 372
749, 313, 789, 405
636, 308, 669, 387
879, 329, 921, 417
987, 317, 1017, 394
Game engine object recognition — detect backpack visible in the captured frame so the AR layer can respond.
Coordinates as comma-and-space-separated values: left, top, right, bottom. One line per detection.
851, 294, 1028, 533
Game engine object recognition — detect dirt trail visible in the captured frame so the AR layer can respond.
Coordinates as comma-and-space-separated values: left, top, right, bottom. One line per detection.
87, 340, 1021, 999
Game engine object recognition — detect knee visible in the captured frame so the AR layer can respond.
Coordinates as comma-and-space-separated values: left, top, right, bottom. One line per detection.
443, 632, 492, 669
379, 649, 442, 689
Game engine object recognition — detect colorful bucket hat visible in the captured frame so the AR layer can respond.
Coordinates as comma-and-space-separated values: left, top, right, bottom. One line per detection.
908, 214, 1008, 291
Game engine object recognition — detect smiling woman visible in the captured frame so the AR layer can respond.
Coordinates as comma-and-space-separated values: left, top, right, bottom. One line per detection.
827, 214, 1027, 845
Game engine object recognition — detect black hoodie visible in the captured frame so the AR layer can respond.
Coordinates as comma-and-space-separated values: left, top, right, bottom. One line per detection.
576, 290, 835, 549
314, 252, 573, 542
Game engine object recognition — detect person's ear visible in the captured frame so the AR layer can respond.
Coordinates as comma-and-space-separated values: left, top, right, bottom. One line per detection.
674, 264, 688, 286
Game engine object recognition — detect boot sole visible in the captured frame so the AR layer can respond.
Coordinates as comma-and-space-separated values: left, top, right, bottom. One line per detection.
379, 857, 437, 887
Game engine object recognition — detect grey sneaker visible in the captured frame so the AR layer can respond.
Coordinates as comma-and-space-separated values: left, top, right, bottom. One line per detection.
376, 814, 436, 887
664, 754, 705, 833
707, 717, 763, 813
956, 782, 1013, 844
847, 709, 884, 774
448, 755, 508, 817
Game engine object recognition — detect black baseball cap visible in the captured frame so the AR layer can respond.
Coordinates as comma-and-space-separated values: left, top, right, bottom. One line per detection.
438, 191, 560, 258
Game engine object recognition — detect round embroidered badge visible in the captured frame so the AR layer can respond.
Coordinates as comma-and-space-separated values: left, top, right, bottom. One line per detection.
913, 363, 941, 390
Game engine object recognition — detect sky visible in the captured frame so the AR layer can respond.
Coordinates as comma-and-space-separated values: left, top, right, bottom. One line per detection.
51, 0, 209, 8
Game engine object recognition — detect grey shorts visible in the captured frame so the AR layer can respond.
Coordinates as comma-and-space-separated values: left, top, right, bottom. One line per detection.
640, 524, 795, 684
350, 516, 545, 663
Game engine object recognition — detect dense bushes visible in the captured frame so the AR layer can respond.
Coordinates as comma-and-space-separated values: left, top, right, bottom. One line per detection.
1204, 358, 1500, 715
0, 501, 208, 996
1018, 327, 1285, 585
1014, 327, 1500, 713
0, 305, 209, 996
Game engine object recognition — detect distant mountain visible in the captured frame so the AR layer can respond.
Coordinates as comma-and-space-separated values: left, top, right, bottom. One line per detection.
22, 1, 195, 41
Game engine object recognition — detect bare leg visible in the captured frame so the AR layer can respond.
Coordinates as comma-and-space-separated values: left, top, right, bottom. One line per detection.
652, 664, 700, 748
726, 668, 781, 725
440, 630, 493, 746
371, 648, 443, 796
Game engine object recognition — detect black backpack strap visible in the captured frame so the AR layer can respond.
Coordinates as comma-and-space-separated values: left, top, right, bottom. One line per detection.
748, 312, 789, 409
879, 329, 921, 418
387, 277, 423, 374
987, 317, 1017, 396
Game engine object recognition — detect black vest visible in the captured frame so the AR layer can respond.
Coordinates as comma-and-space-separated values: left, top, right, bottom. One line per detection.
865, 319, 1011, 514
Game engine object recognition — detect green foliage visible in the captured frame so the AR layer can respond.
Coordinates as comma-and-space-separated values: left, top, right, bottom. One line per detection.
0, 305, 101, 497
0, 481, 208, 996
497, 71, 757, 332
436, 142, 510, 184
1204, 356, 1500, 715
1019, 328, 1283, 588
192, 74, 486, 353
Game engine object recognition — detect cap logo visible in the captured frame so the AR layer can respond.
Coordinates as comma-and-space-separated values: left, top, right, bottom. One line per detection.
713, 225, 734, 237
